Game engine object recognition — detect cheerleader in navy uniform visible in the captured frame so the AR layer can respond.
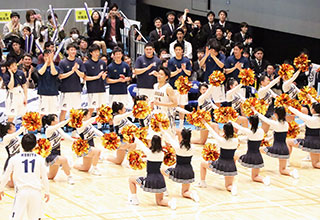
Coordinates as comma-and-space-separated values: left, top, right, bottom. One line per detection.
74, 109, 102, 175
0, 122, 25, 187
287, 103, 320, 169
258, 75, 280, 133
198, 122, 238, 195
231, 116, 270, 185
107, 102, 136, 165
128, 135, 176, 209
161, 128, 199, 202
253, 107, 299, 178
42, 114, 75, 184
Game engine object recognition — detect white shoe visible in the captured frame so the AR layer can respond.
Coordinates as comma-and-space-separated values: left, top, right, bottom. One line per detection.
263, 176, 271, 186
290, 169, 299, 179
91, 167, 102, 176
231, 185, 237, 196
71, 130, 79, 138
128, 195, 139, 205
302, 155, 311, 162
168, 198, 176, 210
195, 181, 207, 188
190, 190, 199, 203
67, 175, 75, 185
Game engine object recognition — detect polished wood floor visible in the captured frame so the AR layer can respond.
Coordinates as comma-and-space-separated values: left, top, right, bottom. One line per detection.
1, 130, 319, 220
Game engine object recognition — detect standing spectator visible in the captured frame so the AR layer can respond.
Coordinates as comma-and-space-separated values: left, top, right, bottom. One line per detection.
191, 48, 205, 81
162, 11, 177, 43
47, 13, 65, 42
214, 10, 233, 34
202, 11, 216, 41
169, 29, 192, 60
21, 26, 37, 57
234, 22, 251, 45
262, 64, 282, 94
18, 53, 39, 88
134, 42, 161, 100
189, 20, 207, 61
215, 27, 229, 48
84, 44, 107, 118
87, 10, 107, 55
37, 41, 61, 65
225, 42, 250, 82
23, 10, 43, 39
3, 12, 23, 40
36, 26, 48, 54
250, 47, 269, 79
37, 50, 60, 115
105, 3, 125, 49
6, 38, 24, 64
78, 37, 89, 58
149, 17, 168, 54
64, 28, 80, 52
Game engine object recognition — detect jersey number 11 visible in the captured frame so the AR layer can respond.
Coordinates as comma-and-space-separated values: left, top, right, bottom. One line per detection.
22, 159, 35, 173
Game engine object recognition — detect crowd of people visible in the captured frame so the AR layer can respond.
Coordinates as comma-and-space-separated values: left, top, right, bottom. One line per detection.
0, 4, 320, 219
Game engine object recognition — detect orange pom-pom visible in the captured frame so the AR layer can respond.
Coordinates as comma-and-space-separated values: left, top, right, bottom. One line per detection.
22, 112, 41, 131
274, 94, 291, 108
278, 64, 295, 81
151, 113, 170, 132
97, 105, 113, 123
121, 125, 138, 144
69, 109, 85, 128
289, 99, 302, 114
174, 76, 192, 95
127, 150, 146, 170
186, 109, 212, 128
213, 107, 239, 123
202, 143, 220, 161
162, 144, 176, 166
135, 127, 148, 146
102, 132, 120, 150
72, 138, 90, 157
298, 86, 318, 105
260, 135, 271, 147
133, 101, 151, 119
241, 97, 259, 116
294, 54, 310, 72
33, 138, 52, 158
209, 70, 225, 86
287, 121, 300, 139
238, 68, 255, 86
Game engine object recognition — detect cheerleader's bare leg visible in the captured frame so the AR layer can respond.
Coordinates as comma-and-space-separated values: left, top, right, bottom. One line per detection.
310, 153, 320, 169
48, 156, 71, 179
74, 151, 95, 172
191, 129, 209, 145
91, 148, 101, 166
129, 176, 139, 194
155, 193, 170, 207
107, 143, 135, 165
251, 168, 263, 183
200, 161, 209, 181
181, 184, 192, 199
279, 159, 291, 175
224, 176, 234, 191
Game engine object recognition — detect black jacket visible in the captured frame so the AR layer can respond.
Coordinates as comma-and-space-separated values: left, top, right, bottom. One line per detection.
104, 17, 125, 43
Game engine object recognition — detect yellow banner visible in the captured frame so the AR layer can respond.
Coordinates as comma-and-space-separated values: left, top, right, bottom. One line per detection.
0, 10, 12, 23
75, 8, 92, 22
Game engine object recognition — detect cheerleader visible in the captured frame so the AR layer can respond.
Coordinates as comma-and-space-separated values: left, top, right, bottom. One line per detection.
287, 103, 320, 168
42, 115, 75, 184
253, 107, 299, 178
198, 122, 238, 195
128, 135, 176, 209
161, 128, 199, 202
134, 95, 151, 128
106, 102, 136, 165
225, 78, 248, 128
0, 122, 25, 187
74, 110, 102, 175
258, 75, 280, 133
231, 117, 270, 185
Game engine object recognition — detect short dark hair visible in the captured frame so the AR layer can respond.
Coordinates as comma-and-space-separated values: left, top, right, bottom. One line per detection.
69, 27, 80, 35
197, 47, 205, 53
88, 44, 100, 53
215, 26, 224, 33
240, 22, 248, 28
79, 37, 88, 43
144, 42, 154, 49
166, 11, 176, 17
153, 17, 163, 23
43, 49, 51, 55
10, 12, 20, 19
207, 39, 221, 52
11, 37, 21, 45
174, 42, 184, 51
254, 47, 264, 54
176, 28, 184, 36
112, 46, 123, 55
112, 101, 124, 115
66, 42, 78, 51
234, 42, 244, 50
44, 41, 54, 49
21, 133, 37, 152
110, 3, 119, 10
218, 10, 228, 17
23, 53, 33, 59
207, 11, 215, 17
22, 26, 31, 33
158, 66, 170, 80
6, 58, 17, 67
48, 13, 58, 20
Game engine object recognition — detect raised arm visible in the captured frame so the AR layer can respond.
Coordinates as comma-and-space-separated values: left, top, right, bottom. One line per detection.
258, 76, 280, 98
226, 83, 242, 100
282, 70, 300, 92
254, 111, 278, 127
198, 85, 215, 105
288, 106, 312, 122
46, 119, 70, 134
4, 126, 25, 140
230, 121, 252, 135
161, 130, 180, 150
204, 122, 224, 143
134, 136, 151, 154
114, 112, 133, 125
92, 126, 103, 137
58, 128, 74, 142
81, 116, 97, 128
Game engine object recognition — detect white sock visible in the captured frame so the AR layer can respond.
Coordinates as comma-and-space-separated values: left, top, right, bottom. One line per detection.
131, 193, 138, 199
200, 180, 206, 185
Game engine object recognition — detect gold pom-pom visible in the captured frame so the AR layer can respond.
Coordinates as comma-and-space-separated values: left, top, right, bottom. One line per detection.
241, 97, 259, 116
202, 143, 220, 161
72, 138, 90, 157
260, 135, 271, 147
287, 121, 300, 139
294, 54, 310, 72
121, 125, 138, 144
209, 70, 225, 86
162, 144, 176, 166
238, 68, 255, 86
150, 113, 170, 132
33, 138, 52, 158
174, 76, 192, 95
102, 132, 120, 150
278, 64, 295, 81
132, 101, 151, 119
135, 127, 148, 146
289, 99, 302, 114
97, 105, 113, 124
274, 94, 291, 108
22, 112, 41, 131
213, 107, 239, 123
186, 109, 212, 128
69, 109, 85, 128
127, 150, 146, 170
298, 86, 318, 105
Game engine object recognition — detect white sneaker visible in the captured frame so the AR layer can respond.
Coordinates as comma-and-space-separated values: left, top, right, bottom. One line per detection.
91, 167, 102, 176
302, 155, 311, 162
168, 198, 176, 210
190, 190, 199, 203
67, 175, 75, 185
71, 130, 80, 139
128, 195, 139, 205
263, 176, 271, 186
290, 169, 299, 179
231, 185, 237, 196
195, 181, 207, 188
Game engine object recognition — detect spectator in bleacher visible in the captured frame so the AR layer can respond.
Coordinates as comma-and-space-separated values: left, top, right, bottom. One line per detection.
250, 47, 269, 79
149, 17, 169, 54
64, 28, 80, 52
77, 37, 89, 58
6, 38, 24, 64
262, 64, 282, 94
225, 42, 250, 82
21, 26, 37, 57
105, 3, 125, 49
159, 48, 170, 61
215, 27, 229, 48
162, 11, 176, 43
38, 41, 60, 66
100, 54, 108, 66
214, 10, 233, 35
134, 42, 161, 100
3, 12, 23, 40
225, 29, 234, 55
23, 10, 43, 39
47, 13, 65, 42
169, 29, 192, 60
87, 10, 107, 55
202, 11, 216, 41
36, 26, 48, 54
168, 42, 192, 128
188, 20, 207, 61
234, 22, 252, 45
191, 47, 205, 81
18, 53, 39, 89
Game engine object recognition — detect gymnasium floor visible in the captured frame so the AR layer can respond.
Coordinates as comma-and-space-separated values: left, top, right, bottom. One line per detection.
0, 124, 320, 220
